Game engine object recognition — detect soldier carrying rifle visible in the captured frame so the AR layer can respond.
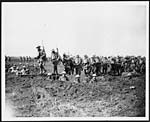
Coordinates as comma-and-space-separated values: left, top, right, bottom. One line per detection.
35, 45, 47, 74
51, 48, 61, 75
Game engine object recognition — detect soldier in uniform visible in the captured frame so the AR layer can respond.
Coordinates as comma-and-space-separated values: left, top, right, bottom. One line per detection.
23, 56, 26, 62
16, 67, 22, 76
62, 53, 72, 75
59, 71, 69, 82
20, 66, 29, 75
90, 55, 96, 74
90, 74, 97, 83
140, 57, 146, 74
95, 56, 101, 75
74, 74, 81, 83
7, 56, 11, 62
74, 55, 82, 75
35, 46, 47, 74
20, 56, 23, 62
26, 56, 29, 62
51, 48, 61, 75
83, 55, 91, 76
130, 58, 136, 72
83, 75, 91, 83
83, 55, 89, 64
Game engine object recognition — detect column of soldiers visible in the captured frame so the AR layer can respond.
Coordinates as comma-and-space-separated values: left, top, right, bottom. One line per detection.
20, 56, 32, 62
6, 46, 146, 84
34, 44, 146, 77
5, 56, 11, 62
8, 65, 30, 76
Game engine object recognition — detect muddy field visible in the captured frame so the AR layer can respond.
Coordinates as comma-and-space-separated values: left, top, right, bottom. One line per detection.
5, 61, 145, 117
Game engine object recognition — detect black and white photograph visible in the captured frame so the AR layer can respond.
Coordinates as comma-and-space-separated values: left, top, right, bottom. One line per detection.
2, 1, 149, 121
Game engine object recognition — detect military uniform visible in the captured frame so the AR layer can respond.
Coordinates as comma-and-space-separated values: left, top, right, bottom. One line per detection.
83, 55, 89, 64
74, 55, 82, 75
83, 56, 91, 76
90, 78, 97, 84
36, 46, 47, 74
74, 75, 80, 83
38, 58, 46, 74
59, 75, 69, 82
51, 50, 59, 74
83, 75, 91, 83
90, 74, 97, 83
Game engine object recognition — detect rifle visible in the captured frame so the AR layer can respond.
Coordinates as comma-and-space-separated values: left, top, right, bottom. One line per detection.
56, 47, 60, 58
41, 40, 47, 61
42, 40, 45, 53
56, 47, 62, 63
56, 47, 59, 54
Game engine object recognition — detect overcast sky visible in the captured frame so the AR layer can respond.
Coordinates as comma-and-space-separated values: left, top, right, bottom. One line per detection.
2, 2, 148, 57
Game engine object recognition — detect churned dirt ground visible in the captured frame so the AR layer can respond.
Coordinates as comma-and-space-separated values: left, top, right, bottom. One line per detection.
5, 61, 145, 117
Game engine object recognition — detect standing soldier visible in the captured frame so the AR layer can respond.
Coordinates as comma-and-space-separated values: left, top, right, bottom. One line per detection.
26, 56, 29, 62
51, 48, 61, 75
95, 56, 101, 75
5, 56, 7, 62
90, 55, 97, 74
41, 45, 47, 66
28, 56, 31, 62
7, 56, 11, 62
102, 57, 108, 75
83, 55, 91, 76
23, 56, 26, 62
35, 46, 47, 74
140, 57, 146, 74
20, 56, 22, 62
74, 55, 82, 75
83, 55, 89, 64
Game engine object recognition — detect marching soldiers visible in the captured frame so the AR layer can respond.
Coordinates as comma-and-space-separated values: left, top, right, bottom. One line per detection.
6, 44, 146, 79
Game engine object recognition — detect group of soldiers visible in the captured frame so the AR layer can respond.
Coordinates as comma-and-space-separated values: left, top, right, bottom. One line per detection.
5, 56, 11, 62
5, 56, 32, 62
8, 64, 30, 76
35, 46, 146, 78
6, 45, 146, 84
81, 55, 146, 76
20, 56, 32, 62
47, 70, 98, 84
